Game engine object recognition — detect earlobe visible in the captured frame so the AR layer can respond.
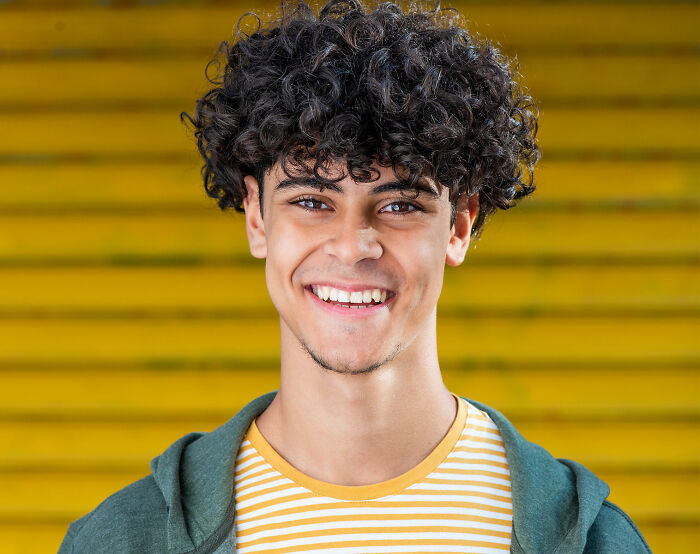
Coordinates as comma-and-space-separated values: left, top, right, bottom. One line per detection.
243, 175, 267, 259
445, 192, 479, 267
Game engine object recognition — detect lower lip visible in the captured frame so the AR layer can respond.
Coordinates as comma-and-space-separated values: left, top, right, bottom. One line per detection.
305, 287, 394, 317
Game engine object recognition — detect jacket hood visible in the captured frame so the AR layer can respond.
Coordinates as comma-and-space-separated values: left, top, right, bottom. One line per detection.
466, 397, 611, 553
149, 391, 611, 554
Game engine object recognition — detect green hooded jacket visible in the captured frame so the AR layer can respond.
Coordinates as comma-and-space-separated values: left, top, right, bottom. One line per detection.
58, 391, 652, 553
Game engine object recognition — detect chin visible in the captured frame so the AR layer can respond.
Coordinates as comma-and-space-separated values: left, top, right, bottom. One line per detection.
301, 340, 402, 376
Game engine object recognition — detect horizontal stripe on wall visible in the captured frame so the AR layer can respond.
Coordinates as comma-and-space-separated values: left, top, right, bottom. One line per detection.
1, 4, 697, 51
0, 366, 696, 420
1, 211, 697, 261
1, 55, 697, 106
0, 316, 697, 364
0, 265, 697, 315
1, 161, 697, 207
1, 108, 699, 154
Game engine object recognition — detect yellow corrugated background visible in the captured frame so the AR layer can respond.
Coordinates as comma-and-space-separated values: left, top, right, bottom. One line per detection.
0, 0, 698, 551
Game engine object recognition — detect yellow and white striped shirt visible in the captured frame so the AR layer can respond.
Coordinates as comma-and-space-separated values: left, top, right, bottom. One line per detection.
233, 393, 512, 553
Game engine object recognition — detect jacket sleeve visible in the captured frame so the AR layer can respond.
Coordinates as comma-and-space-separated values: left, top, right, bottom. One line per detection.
583, 500, 652, 553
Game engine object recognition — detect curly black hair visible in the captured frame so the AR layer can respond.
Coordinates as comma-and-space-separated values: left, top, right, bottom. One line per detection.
182, 0, 539, 240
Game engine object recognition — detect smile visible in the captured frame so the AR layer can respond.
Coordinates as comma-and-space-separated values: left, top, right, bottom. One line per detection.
306, 284, 395, 309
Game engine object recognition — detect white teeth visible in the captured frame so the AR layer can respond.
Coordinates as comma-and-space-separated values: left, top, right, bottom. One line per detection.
311, 285, 392, 305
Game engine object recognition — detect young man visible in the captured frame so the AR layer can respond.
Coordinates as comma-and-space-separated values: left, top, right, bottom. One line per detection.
59, 1, 651, 552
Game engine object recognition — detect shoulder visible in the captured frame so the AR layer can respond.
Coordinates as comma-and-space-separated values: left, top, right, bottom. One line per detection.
583, 499, 652, 553
58, 474, 168, 553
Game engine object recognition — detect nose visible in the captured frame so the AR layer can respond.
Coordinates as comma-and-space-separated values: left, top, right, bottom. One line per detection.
323, 212, 383, 265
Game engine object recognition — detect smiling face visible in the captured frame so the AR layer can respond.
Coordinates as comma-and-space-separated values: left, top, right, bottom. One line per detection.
243, 160, 477, 375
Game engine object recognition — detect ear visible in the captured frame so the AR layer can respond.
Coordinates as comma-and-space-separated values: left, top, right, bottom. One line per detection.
445, 192, 479, 267
243, 175, 267, 259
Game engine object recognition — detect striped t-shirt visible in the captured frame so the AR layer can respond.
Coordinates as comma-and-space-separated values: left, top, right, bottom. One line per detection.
233, 393, 512, 553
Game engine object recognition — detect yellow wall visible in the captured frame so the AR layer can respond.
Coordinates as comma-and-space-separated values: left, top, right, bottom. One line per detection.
0, 1, 698, 551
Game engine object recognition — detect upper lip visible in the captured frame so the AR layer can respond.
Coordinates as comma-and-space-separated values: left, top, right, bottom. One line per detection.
305, 282, 395, 293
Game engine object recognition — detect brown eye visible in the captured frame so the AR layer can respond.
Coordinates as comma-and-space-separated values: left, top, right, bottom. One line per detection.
292, 197, 330, 211
380, 201, 420, 214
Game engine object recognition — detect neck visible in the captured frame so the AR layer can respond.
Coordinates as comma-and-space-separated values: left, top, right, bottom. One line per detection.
254, 317, 457, 486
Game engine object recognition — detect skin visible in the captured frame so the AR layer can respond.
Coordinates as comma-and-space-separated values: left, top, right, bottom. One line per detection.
243, 159, 478, 486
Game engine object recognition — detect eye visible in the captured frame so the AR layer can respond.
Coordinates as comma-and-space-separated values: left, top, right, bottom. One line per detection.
291, 196, 331, 211
379, 201, 421, 214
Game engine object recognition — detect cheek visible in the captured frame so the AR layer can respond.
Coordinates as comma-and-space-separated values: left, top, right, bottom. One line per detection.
263, 221, 293, 300
394, 228, 449, 294
413, 224, 451, 266
264, 219, 318, 291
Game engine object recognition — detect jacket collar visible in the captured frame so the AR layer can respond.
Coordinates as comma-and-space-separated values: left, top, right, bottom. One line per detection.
153, 391, 610, 554
465, 397, 610, 553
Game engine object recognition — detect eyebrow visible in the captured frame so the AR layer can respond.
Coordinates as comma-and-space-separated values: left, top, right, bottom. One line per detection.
274, 177, 441, 198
